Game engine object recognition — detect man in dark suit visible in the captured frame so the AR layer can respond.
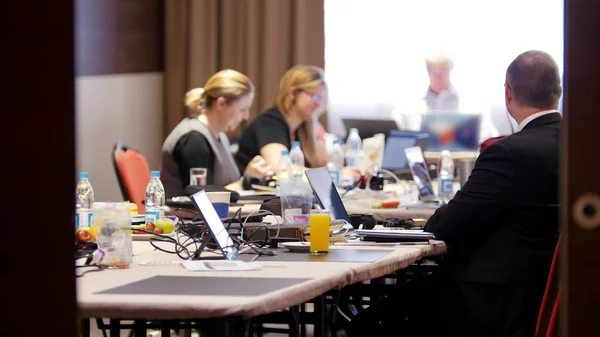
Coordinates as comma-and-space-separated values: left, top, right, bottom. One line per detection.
348, 50, 561, 337
421, 50, 562, 336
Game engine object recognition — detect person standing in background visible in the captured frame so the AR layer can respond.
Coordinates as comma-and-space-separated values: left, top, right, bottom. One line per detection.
396, 49, 499, 142
424, 51, 459, 111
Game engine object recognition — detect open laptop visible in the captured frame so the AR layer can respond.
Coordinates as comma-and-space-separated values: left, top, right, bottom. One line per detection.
382, 130, 429, 176
304, 167, 351, 223
190, 190, 239, 260
420, 113, 481, 151
403, 146, 443, 208
305, 167, 435, 242
342, 118, 399, 140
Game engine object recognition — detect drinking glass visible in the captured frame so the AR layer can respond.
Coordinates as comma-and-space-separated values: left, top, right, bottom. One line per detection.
190, 168, 207, 186
309, 209, 331, 255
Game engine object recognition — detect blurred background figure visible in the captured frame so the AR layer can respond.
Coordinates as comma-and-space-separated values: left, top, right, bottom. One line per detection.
397, 48, 499, 142
424, 49, 458, 111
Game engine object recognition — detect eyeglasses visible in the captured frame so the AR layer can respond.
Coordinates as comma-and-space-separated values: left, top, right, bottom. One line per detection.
298, 89, 322, 102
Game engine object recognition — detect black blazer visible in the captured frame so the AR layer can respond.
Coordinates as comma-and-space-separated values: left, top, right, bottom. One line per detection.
424, 113, 561, 336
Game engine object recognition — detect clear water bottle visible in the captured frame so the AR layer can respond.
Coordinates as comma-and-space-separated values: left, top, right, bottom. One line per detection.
277, 150, 312, 224
438, 150, 455, 199
289, 141, 305, 168
327, 139, 345, 185
75, 172, 94, 230
345, 128, 363, 168
276, 150, 292, 197
145, 171, 165, 225
289, 141, 305, 185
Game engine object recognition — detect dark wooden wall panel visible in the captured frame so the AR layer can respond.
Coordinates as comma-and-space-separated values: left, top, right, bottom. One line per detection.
562, 0, 600, 335
75, 0, 164, 75
1, 1, 77, 336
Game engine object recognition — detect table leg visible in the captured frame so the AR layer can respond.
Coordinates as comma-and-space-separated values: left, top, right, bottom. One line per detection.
300, 304, 307, 337
80, 319, 90, 337
133, 320, 146, 337
313, 295, 326, 337
109, 319, 120, 337
161, 322, 170, 337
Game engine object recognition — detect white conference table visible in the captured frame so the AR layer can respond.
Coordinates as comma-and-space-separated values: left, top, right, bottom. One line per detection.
77, 240, 446, 335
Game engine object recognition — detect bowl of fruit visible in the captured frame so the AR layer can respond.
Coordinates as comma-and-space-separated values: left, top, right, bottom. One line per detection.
132, 218, 176, 241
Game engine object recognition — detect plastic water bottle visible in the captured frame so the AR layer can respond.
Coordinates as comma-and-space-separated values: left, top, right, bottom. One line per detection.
327, 139, 345, 185
145, 171, 165, 225
289, 141, 305, 168
438, 150, 455, 199
75, 172, 94, 230
276, 150, 293, 197
345, 128, 363, 168
289, 141, 305, 184
277, 150, 312, 224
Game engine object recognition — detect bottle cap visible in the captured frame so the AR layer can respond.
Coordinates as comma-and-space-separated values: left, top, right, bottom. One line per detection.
79, 172, 89, 179
292, 141, 301, 148
333, 139, 341, 144
281, 150, 289, 156
151, 171, 160, 177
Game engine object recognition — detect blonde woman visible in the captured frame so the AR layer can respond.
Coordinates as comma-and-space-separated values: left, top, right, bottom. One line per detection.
161, 69, 273, 198
235, 65, 329, 171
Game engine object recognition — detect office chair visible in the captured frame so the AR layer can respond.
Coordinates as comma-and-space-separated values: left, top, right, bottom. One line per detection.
536, 237, 560, 337
112, 142, 151, 214
479, 136, 506, 152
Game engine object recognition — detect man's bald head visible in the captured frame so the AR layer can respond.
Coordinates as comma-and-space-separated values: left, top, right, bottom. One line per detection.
506, 50, 562, 110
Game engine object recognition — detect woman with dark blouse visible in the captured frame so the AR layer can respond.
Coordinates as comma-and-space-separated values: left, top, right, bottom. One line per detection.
160, 70, 273, 198
235, 65, 329, 171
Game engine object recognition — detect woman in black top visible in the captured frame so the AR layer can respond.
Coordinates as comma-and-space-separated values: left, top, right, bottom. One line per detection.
160, 70, 274, 197
236, 65, 329, 171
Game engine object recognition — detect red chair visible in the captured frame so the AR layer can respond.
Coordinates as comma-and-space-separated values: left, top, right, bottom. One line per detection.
536, 237, 561, 337
112, 142, 151, 214
479, 136, 506, 152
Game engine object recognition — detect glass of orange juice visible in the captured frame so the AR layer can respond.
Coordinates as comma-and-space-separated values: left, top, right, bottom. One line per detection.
309, 209, 331, 255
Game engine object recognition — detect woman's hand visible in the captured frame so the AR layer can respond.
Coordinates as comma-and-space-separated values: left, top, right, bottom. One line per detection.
244, 155, 275, 179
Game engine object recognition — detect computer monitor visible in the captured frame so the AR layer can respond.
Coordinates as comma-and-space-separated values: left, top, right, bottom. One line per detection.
404, 146, 435, 201
382, 131, 429, 172
190, 190, 239, 260
304, 167, 351, 223
420, 113, 481, 151
342, 118, 399, 140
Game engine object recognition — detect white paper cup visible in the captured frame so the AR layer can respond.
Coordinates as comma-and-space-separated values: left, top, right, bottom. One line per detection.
206, 192, 231, 218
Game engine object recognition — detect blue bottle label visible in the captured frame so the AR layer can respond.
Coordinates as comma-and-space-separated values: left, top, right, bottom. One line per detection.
145, 211, 160, 224
440, 179, 454, 195
76, 211, 93, 230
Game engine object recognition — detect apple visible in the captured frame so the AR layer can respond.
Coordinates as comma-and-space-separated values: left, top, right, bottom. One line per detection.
154, 228, 164, 235
76, 229, 93, 242
146, 222, 155, 232
133, 230, 145, 235
155, 218, 175, 234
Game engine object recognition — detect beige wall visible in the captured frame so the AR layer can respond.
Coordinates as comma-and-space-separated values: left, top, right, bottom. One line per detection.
76, 72, 163, 202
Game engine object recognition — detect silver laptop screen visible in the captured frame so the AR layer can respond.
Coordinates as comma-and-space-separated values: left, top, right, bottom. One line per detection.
191, 191, 238, 260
